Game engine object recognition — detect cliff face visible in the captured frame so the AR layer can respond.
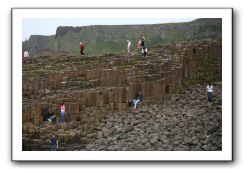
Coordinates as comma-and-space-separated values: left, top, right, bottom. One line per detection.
23, 18, 222, 56
22, 35, 50, 56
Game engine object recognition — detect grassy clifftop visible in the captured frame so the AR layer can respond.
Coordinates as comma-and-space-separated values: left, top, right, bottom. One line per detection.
23, 18, 222, 56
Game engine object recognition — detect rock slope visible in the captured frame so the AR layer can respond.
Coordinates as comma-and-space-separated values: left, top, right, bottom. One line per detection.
84, 82, 222, 151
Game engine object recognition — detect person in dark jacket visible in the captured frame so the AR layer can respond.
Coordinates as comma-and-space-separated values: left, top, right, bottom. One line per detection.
133, 92, 143, 109
50, 135, 58, 151
47, 110, 56, 123
140, 34, 145, 47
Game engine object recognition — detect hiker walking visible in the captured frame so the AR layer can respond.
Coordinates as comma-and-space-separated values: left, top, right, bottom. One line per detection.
50, 135, 58, 151
23, 49, 30, 64
141, 47, 148, 58
60, 102, 66, 123
79, 42, 85, 55
137, 34, 145, 48
206, 83, 213, 103
137, 40, 141, 48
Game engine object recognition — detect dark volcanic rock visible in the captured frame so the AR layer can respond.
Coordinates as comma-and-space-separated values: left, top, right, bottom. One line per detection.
83, 82, 222, 151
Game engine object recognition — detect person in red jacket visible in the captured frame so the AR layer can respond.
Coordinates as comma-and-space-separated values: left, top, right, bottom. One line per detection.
79, 42, 85, 55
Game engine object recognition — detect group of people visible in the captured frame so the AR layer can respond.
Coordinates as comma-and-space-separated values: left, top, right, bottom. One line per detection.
79, 34, 148, 58
47, 102, 65, 151
48, 84, 217, 151
23, 34, 148, 63
26, 34, 217, 151
130, 83, 216, 110
127, 34, 148, 58
23, 42, 86, 64
47, 102, 66, 124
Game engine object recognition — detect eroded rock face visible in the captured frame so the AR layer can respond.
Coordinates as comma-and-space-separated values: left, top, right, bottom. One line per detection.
22, 40, 222, 151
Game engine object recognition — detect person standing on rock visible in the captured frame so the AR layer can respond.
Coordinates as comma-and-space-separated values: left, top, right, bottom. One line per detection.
79, 42, 85, 55
137, 34, 145, 48
50, 135, 58, 151
127, 40, 132, 53
140, 34, 145, 48
141, 47, 148, 58
206, 83, 213, 103
137, 40, 141, 48
60, 102, 66, 123
133, 92, 143, 109
23, 49, 30, 64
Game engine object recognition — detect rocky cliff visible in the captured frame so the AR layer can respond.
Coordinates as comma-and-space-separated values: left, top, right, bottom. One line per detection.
22, 18, 222, 56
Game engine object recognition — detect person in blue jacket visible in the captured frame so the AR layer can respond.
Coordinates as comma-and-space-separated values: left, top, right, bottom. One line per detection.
133, 92, 143, 109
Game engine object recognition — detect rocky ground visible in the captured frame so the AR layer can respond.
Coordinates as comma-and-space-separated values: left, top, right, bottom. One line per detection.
23, 81, 222, 151
82, 81, 222, 151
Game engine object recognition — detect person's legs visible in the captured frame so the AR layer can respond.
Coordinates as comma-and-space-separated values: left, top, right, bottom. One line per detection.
51, 145, 56, 151
209, 92, 212, 102
133, 99, 136, 109
80, 50, 84, 55
54, 145, 57, 151
141, 51, 144, 58
134, 99, 140, 109
207, 92, 210, 102
49, 115, 56, 121
207, 92, 212, 103
60, 112, 65, 123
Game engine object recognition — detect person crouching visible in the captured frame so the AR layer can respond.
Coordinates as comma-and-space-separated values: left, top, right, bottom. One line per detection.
133, 92, 143, 109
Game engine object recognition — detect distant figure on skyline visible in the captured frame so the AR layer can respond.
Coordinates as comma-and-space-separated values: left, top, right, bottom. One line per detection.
23, 49, 30, 64
80, 42, 85, 55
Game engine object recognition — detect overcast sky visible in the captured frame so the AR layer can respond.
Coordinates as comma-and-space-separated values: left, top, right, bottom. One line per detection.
22, 18, 196, 41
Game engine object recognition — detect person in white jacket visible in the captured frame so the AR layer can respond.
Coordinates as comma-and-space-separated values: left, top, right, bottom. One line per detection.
23, 50, 30, 64
127, 40, 132, 53
206, 83, 214, 103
